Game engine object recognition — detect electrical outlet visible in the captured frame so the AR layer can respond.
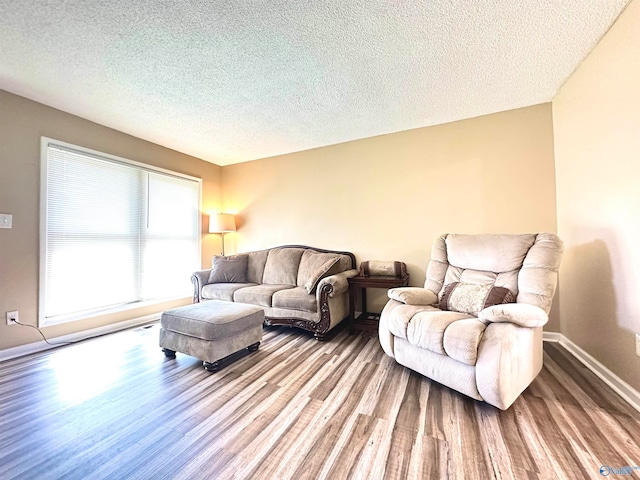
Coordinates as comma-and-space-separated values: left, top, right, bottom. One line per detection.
6, 310, 18, 326
0, 213, 12, 229
636, 334, 640, 357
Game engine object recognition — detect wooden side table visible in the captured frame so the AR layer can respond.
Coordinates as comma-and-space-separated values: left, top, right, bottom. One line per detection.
348, 264, 409, 334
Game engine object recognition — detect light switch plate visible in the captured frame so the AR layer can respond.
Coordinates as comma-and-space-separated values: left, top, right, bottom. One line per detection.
636, 334, 640, 357
0, 213, 12, 229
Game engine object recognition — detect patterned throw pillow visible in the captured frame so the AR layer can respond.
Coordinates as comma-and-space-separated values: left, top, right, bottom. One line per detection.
439, 282, 514, 316
208, 255, 249, 283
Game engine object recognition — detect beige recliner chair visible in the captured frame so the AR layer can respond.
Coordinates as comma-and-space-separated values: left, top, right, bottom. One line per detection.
379, 233, 563, 410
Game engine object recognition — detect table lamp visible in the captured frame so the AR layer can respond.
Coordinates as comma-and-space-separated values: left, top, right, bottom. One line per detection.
209, 213, 236, 256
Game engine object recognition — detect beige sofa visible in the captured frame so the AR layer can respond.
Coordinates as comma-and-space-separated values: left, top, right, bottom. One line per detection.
192, 245, 358, 340
379, 233, 563, 410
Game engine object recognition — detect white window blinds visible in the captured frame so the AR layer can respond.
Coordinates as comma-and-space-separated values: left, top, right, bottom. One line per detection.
41, 141, 200, 325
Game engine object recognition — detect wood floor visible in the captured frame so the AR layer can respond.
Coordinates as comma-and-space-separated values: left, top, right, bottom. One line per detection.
1, 323, 639, 480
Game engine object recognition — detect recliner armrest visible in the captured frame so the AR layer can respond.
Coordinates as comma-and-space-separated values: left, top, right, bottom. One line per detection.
387, 287, 438, 306
317, 269, 359, 297
478, 303, 548, 328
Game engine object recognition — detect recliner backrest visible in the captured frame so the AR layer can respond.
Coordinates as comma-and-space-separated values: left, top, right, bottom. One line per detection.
424, 233, 563, 313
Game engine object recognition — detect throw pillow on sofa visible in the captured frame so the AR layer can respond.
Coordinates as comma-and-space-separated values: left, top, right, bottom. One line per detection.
208, 255, 249, 283
297, 251, 341, 294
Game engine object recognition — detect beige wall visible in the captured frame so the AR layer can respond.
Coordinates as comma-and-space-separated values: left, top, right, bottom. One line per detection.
0, 90, 222, 350
221, 104, 559, 319
553, 0, 640, 390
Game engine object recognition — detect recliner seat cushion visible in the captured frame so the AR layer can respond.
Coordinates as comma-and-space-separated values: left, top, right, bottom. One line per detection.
386, 304, 472, 353
442, 318, 488, 365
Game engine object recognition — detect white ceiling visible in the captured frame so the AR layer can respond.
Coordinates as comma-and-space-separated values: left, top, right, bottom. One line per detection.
0, 1, 631, 166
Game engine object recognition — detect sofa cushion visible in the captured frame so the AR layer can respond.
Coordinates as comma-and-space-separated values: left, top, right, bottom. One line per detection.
246, 249, 269, 284
233, 284, 295, 307
208, 255, 248, 283
262, 248, 305, 285
439, 282, 514, 316
296, 250, 341, 293
272, 286, 317, 313
201, 282, 257, 302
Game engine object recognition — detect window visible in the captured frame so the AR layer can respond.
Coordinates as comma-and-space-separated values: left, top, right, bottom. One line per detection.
40, 138, 201, 326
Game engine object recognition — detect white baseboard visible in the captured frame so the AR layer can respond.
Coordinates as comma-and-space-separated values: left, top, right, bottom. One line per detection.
543, 332, 640, 413
0, 314, 160, 363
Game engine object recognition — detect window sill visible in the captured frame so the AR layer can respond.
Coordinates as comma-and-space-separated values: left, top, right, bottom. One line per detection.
40, 295, 191, 327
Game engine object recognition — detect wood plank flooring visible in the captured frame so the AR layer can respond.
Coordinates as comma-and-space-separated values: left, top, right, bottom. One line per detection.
0, 323, 639, 479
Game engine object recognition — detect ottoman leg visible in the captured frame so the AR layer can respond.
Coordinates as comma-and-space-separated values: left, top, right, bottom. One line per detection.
203, 361, 220, 372
247, 342, 260, 352
162, 348, 176, 358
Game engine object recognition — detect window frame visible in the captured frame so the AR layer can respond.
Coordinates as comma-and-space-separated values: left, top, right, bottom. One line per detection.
39, 137, 202, 327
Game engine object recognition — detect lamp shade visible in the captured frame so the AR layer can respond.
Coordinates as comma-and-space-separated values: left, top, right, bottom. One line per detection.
209, 213, 236, 233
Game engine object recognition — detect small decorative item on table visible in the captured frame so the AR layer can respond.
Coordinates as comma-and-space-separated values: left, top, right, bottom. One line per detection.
348, 260, 409, 334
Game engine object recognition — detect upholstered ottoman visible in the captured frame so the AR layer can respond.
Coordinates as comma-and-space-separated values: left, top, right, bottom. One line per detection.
159, 301, 264, 371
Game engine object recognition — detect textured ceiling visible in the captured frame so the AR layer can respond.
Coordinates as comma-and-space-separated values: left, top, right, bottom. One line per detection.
0, 1, 631, 166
